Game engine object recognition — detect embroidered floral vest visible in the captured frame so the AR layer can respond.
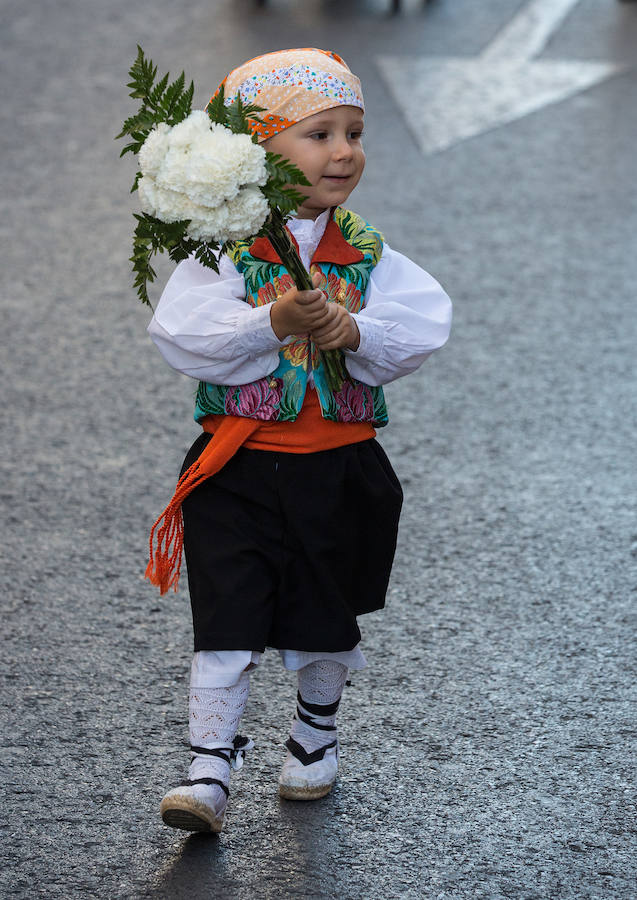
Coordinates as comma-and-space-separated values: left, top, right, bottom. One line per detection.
194, 207, 389, 427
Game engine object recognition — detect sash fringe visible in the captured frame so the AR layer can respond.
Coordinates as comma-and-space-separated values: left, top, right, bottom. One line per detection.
145, 416, 260, 594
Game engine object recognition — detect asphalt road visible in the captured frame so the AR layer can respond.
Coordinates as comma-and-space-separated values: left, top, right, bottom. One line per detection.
1, 0, 636, 897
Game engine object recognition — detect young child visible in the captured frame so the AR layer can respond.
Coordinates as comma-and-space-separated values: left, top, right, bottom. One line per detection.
147, 48, 452, 833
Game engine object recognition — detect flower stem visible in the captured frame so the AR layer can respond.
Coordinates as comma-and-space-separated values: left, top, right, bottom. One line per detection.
265, 211, 350, 391
266, 210, 313, 290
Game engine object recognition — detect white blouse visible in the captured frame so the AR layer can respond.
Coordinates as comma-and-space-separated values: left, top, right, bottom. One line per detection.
148, 209, 452, 386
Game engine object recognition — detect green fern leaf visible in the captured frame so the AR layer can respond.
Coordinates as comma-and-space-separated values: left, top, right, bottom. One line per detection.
265, 153, 311, 187
194, 242, 222, 271
223, 92, 263, 135
126, 46, 157, 100
206, 84, 228, 126
174, 80, 194, 122
148, 73, 169, 108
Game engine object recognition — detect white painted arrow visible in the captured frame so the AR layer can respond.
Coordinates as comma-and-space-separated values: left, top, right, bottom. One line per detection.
377, 0, 626, 155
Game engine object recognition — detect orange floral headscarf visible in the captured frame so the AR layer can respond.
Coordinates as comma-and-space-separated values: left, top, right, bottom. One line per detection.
212, 48, 364, 142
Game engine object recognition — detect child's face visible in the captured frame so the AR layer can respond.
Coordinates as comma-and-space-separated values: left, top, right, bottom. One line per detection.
263, 105, 365, 220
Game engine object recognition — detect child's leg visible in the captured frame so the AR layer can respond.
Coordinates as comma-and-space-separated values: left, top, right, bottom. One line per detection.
160, 650, 258, 832
188, 669, 250, 783
279, 659, 349, 800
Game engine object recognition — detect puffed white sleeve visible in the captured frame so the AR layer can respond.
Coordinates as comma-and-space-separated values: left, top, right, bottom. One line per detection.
344, 243, 452, 386
147, 254, 289, 385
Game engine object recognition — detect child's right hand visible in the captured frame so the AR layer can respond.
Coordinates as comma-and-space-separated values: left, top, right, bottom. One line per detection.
270, 272, 331, 341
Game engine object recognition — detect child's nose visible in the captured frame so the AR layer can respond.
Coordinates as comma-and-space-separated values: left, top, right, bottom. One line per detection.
332, 137, 354, 160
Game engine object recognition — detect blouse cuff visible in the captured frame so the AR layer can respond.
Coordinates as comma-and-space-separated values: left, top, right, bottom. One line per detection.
236, 304, 289, 358
345, 315, 385, 361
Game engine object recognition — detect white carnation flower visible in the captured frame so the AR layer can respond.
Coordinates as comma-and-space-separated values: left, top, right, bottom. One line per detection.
138, 123, 171, 178
186, 204, 230, 243
138, 176, 194, 223
139, 177, 268, 243
137, 111, 269, 242
165, 109, 210, 147
137, 175, 160, 217
218, 186, 270, 242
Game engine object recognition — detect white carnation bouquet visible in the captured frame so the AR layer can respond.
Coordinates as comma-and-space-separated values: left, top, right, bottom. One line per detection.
117, 47, 345, 387
136, 112, 269, 243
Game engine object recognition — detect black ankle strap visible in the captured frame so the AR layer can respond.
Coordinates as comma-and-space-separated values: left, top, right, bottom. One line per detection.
190, 745, 231, 762
296, 706, 337, 731
180, 777, 229, 798
297, 691, 340, 717
190, 735, 254, 771
285, 737, 337, 767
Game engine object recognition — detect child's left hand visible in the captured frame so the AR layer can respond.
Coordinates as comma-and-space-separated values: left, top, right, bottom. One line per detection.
310, 305, 360, 352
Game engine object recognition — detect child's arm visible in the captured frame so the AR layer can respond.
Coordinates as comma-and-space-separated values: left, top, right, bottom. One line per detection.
341, 244, 452, 386
147, 256, 329, 385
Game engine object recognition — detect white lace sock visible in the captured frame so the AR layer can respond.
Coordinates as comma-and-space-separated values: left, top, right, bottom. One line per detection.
188, 669, 251, 787
289, 660, 348, 754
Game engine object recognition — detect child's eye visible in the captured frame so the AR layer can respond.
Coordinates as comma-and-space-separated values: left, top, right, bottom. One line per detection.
349, 130, 364, 141
309, 131, 329, 141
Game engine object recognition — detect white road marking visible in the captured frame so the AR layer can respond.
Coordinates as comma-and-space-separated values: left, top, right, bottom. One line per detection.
377, 0, 626, 155
482, 0, 583, 62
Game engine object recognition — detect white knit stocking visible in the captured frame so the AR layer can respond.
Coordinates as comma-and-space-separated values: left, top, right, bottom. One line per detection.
188, 669, 250, 786
290, 660, 348, 754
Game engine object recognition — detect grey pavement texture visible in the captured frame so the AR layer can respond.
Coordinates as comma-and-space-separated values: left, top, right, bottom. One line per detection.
1, 0, 636, 897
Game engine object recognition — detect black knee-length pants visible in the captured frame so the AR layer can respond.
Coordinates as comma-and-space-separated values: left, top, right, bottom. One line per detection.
181, 436, 403, 652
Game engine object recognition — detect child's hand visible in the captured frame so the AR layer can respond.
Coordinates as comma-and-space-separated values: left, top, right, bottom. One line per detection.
270, 271, 332, 341
311, 304, 360, 351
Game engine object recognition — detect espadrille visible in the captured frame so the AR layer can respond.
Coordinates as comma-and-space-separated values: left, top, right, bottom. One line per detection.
278, 738, 338, 800
160, 735, 253, 832
160, 779, 229, 833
